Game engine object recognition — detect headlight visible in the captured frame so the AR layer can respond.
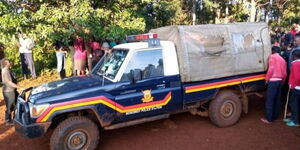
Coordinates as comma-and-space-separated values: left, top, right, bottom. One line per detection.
29, 103, 50, 118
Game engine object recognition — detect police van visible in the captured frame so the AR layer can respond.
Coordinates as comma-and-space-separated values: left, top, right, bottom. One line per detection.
14, 22, 270, 150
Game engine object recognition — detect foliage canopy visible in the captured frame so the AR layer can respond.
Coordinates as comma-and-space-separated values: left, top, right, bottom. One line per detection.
0, 0, 298, 75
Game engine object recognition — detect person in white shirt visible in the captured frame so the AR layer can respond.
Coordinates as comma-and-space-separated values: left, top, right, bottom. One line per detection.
18, 34, 36, 79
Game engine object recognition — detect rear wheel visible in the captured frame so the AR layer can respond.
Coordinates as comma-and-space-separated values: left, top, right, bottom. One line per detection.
209, 90, 242, 127
50, 116, 99, 150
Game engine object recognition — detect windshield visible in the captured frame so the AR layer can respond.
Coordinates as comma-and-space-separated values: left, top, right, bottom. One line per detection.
92, 49, 128, 80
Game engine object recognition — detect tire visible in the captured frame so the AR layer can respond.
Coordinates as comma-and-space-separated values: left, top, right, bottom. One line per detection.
50, 116, 99, 150
209, 90, 242, 127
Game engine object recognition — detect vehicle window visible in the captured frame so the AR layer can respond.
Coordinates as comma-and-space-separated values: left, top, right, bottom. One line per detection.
93, 49, 128, 80
121, 50, 164, 82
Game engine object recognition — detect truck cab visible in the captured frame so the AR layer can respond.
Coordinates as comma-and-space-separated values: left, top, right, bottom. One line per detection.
14, 35, 186, 150
90, 40, 182, 124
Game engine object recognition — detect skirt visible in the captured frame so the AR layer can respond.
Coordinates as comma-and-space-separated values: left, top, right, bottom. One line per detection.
74, 59, 86, 71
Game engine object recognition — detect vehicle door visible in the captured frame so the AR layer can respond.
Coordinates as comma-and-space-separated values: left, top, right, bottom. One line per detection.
111, 49, 181, 123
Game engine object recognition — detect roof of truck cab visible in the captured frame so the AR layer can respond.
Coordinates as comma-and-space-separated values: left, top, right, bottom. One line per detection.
113, 41, 174, 50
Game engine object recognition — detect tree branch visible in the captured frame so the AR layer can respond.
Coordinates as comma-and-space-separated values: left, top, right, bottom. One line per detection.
6, 1, 38, 12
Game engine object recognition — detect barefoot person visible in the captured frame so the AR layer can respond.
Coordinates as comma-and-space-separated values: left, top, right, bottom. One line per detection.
1, 59, 24, 125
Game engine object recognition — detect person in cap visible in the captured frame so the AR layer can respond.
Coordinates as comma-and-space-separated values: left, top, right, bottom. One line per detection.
101, 42, 111, 54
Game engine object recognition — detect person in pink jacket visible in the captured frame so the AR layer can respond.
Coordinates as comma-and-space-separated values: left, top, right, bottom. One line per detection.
285, 50, 300, 126
261, 46, 287, 124
74, 35, 87, 76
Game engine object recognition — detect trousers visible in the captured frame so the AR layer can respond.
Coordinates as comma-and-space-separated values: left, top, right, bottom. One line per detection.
265, 81, 283, 122
20, 53, 28, 76
290, 89, 300, 124
56, 52, 66, 79
3, 91, 17, 121
23, 53, 36, 78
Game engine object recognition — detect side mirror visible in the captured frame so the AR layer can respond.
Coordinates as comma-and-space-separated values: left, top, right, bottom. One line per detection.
129, 69, 142, 84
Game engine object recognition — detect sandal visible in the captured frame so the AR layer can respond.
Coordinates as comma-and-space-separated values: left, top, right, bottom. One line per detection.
260, 118, 272, 124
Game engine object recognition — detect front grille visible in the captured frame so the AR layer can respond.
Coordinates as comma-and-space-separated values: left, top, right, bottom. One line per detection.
15, 97, 30, 125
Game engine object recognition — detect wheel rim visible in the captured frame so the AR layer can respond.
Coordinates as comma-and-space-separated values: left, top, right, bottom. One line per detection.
66, 130, 88, 150
220, 100, 235, 118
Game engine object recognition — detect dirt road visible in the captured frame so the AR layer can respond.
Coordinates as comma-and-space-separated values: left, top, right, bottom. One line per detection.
0, 96, 299, 150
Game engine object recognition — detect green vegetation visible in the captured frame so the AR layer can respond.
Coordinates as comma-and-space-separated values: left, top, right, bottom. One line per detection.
0, 0, 299, 76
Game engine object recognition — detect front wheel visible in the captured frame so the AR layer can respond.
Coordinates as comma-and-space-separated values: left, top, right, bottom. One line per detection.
209, 90, 242, 127
50, 116, 99, 150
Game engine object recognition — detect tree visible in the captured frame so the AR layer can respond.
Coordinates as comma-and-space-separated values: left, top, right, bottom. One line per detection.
0, 0, 189, 75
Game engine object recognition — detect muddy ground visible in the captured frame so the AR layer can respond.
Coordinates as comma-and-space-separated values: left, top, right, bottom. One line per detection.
0, 94, 299, 150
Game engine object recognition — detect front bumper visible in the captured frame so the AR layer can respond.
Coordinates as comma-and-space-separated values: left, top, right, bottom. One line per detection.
14, 96, 51, 138
14, 119, 51, 138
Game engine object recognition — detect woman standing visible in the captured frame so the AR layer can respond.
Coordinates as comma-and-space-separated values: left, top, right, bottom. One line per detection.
73, 35, 87, 76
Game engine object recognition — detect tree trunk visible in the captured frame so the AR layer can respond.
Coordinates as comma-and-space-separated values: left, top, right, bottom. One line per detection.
192, 0, 196, 25
225, 4, 229, 24
215, 9, 221, 24
250, 0, 256, 22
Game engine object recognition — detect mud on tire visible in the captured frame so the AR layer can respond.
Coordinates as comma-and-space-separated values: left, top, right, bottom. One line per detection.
209, 90, 242, 127
50, 116, 99, 150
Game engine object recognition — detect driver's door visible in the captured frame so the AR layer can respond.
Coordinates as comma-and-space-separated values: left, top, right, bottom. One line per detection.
110, 49, 181, 123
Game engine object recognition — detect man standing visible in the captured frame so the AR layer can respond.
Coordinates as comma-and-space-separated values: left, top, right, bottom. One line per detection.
261, 46, 287, 124
18, 34, 36, 79
286, 50, 300, 126
1, 59, 24, 125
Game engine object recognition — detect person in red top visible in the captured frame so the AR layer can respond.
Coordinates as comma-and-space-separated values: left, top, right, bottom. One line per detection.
74, 35, 87, 76
290, 24, 299, 38
285, 50, 300, 126
88, 37, 101, 71
261, 46, 287, 124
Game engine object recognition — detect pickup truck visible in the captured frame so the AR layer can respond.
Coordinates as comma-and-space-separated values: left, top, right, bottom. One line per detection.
14, 22, 270, 150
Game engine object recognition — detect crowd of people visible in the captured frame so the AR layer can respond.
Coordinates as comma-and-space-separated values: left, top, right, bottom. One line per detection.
262, 24, 300, 129
0, 33, 118, 125
18, 33, 117, 80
